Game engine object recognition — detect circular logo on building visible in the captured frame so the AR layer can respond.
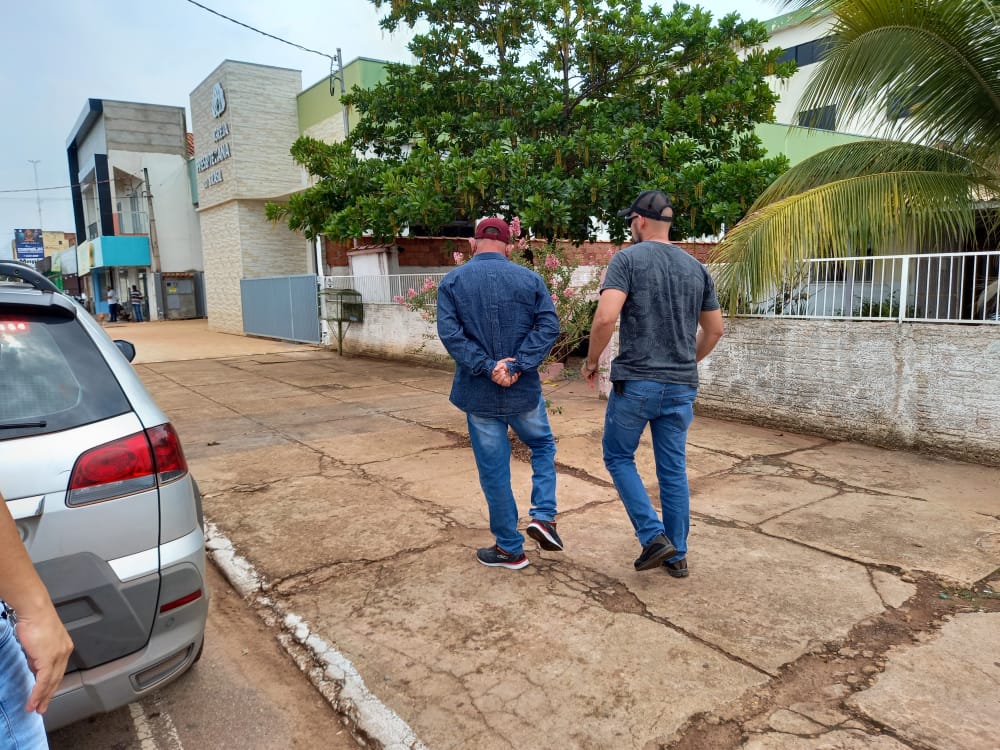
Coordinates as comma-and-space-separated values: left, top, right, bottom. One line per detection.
211, 82, 226, 118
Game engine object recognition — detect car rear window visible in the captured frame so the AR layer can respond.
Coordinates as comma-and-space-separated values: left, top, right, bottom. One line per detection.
0, 312, 132, 440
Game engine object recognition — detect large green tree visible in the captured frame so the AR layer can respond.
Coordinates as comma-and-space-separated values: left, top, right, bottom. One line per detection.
712, 0, 1000, 310
268, 0, 792, 244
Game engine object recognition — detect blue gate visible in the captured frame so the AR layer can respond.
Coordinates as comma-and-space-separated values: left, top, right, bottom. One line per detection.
240, 274, 321, 344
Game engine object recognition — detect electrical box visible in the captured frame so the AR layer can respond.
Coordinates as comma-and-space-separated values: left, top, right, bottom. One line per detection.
327, 288, 363, 323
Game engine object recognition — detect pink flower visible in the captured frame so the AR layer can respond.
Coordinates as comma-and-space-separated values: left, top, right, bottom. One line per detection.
563, 287, 576, 298
422, 277, 436, 292
510, 216, 522, 238
544, 255, 560, 270
393, 295, 406, 304
551, 294, 558, 303
452, 251, 465, 265
407, 288, 417, 298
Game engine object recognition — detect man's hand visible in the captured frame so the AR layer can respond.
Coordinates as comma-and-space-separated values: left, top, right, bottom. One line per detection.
18, 605, 73, 714
491, 357, 520, 387
581, 359, 598, 389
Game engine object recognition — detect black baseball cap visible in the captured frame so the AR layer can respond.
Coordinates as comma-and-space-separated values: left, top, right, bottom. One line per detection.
617, 190, 673, 221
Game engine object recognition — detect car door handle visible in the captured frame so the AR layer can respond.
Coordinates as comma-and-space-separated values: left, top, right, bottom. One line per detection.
7, 495, 44, 520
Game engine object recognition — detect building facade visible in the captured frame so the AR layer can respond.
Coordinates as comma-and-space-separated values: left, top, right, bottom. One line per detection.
66, 99, 203, 321
190, 61, 312, 334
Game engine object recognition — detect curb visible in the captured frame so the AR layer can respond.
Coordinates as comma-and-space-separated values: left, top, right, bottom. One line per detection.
204, 523, 427, 750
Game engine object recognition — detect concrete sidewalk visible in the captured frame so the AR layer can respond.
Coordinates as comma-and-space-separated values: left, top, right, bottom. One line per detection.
130, 325, 1000, 749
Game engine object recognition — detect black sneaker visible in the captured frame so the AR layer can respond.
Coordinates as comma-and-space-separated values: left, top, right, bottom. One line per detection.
663, 558, 689, 578
634, 534, 678, 571
477, 545, 529, 570
526, 519, 563, 551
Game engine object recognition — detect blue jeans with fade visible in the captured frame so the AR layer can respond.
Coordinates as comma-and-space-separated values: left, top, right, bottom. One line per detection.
602, 381, 697, 563
0, 610, 48, 750
466, 395, 557, 555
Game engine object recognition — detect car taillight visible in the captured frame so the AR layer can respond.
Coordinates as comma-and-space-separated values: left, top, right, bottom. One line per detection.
67, 424, 188, 507
0, 321, 29, 332
147, 423, 188, 483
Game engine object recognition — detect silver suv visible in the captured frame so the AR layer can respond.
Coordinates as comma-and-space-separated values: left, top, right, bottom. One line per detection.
0, 261, 208, 731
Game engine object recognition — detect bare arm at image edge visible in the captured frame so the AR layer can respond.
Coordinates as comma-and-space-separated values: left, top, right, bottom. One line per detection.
696, 308, 724, 362
583, 288, 627, 374
0, 492, 73, 714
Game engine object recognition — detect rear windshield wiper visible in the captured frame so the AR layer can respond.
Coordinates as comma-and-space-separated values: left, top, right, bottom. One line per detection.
0, 421, 47, 429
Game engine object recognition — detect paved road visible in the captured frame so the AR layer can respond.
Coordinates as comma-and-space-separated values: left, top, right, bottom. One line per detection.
80, 321, 1000, 749
47, 563, 359, 750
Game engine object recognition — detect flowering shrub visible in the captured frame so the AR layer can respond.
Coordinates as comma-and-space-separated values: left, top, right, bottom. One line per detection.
395, 217, 605, 366
393, 275, 439, 322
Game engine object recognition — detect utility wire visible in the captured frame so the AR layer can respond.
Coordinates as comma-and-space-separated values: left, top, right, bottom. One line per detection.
182, 0, 347, 100
182, 0, 336, 62
0, 4, 343, 195
0, 185, 76, 194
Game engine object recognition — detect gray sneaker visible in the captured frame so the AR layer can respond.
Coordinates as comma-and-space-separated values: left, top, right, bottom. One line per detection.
634, 534, 677, 571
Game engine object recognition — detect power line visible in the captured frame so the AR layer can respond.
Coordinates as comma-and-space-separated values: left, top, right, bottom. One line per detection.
182, 0, 335, 62
0, 185, 75, 194
0, 175, 154, 194
182, 0, 348, 109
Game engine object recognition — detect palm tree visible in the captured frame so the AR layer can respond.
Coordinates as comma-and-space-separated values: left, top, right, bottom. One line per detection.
711, 0, 1000, 311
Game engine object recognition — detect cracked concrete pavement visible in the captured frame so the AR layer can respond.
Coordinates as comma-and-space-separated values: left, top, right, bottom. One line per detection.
122, 320, 1000, 749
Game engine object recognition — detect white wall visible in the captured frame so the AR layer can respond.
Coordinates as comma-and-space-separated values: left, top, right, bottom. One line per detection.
696, 319, 1000, 466
107, 150, 202, 272
74, 118, 107, 181
332, 306, 1000, 466
764, 16, 901, 138
333, 304, 451, 366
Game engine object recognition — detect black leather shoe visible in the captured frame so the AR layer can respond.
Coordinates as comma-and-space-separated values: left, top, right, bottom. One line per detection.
634, 534, 678, 571
663, 558, 689, 578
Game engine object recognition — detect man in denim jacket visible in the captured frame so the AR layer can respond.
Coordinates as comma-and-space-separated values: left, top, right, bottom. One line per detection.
437, 217, 563, 569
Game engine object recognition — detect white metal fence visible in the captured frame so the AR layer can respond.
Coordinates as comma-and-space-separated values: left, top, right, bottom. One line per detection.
730, 250, 1000, 323
323, 273, 447, 304
321, 250, 1000, 324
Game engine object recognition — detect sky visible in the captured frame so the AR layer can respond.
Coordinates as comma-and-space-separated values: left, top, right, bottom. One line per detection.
0, 0, 781, 240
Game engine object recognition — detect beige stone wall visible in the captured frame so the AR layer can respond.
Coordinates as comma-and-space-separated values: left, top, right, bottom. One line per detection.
303, 117, 345, 146
696, 319, 1000, 465
191, 61, 311, 332
199, 203, 243, 334
190, 61, 304, 208
237, 200, 310, 278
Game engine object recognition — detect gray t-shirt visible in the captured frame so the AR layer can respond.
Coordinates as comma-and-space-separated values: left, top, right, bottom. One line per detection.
601, 240, 720, 386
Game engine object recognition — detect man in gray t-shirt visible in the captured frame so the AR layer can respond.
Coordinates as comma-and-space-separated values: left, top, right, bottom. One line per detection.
582, 190, 724, 576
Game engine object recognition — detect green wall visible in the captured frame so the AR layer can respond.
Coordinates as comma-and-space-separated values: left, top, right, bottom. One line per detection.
755, 122, 870, 166
297, 57, 391, 136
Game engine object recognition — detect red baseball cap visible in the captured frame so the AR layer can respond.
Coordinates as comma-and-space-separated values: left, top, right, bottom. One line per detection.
474, 217, 511, 243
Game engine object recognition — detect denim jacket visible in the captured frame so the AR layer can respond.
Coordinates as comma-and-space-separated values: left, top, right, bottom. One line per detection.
437, 252, 559, 417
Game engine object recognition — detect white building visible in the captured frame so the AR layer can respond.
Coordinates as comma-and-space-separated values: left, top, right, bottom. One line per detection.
66, 99, 204, 320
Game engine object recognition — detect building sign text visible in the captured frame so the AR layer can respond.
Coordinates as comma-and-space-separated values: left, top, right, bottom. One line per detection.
196, 142, 231, 173
202, 170, 224, 189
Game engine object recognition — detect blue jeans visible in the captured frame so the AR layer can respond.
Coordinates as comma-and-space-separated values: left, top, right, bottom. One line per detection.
603, 381, 696, 563
131, 303, 143, 322
0, 611, 48, 749
466, 395, 557, 555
